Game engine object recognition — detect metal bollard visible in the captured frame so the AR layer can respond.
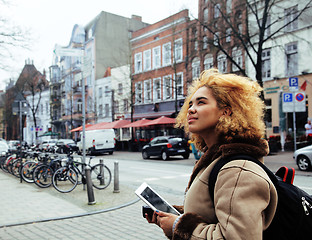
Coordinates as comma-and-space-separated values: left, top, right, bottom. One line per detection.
113, 161, 120, 193
99, 159, 104, 186
85, 165, 96, 205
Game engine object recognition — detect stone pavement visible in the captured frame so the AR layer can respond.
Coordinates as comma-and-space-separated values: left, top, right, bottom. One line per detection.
0, 150, 302, 239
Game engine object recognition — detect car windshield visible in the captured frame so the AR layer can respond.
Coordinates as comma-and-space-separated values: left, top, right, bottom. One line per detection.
169, 138, 183, 144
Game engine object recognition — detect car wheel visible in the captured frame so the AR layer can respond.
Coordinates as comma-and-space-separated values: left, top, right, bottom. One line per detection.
297, 155, 311, 171
142, 150, 149, 159
161, 151, 168, 161
183, 153, 190, 159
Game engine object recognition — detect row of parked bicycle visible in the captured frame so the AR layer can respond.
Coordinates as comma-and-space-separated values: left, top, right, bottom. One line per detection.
0, 149, 112, 193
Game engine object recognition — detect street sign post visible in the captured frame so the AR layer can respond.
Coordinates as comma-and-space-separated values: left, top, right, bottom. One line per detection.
282, 92, 306, 112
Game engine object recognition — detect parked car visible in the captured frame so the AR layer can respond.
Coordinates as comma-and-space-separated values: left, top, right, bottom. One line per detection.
0, 141, 9, 153
39, 139, 58, 152
142, 136, 190, 160
55, 139, 79, 154
7, 140, 20, 151
293, 145, 312, 171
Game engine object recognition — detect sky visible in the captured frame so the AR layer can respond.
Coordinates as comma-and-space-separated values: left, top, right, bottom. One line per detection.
0, 0, 198, 91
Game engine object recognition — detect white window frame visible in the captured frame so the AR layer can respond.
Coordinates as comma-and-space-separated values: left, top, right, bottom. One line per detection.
118, 83, 123, 95
284, 5, 298, 32
226, 28, 231, 42
163, 75, 172, 100
152, 46, 161, 69
203, 8, 208, 22
213, 32, 220, 46
174, 38, 183, 63
285, 42, 298, 77
217, 52, 227, 73
143, 49, 151, 71
174, 72, 184, 99
192, 57, 200, 79
144, 79, 152, 103
135, 82, 142, 104
214, 4, 221, 18
162, 42, 171, 66
204, 54, 214, 70
153, 78, 162, 101
262, 48, 271, 80
203, 36, 208, 49
232, 47, 243, 72
226, 0, 232, 13
134, 52, 142, 73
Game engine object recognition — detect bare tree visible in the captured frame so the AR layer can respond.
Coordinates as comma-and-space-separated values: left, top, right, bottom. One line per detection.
0, 0, 31, 71
196, 0, 312, 88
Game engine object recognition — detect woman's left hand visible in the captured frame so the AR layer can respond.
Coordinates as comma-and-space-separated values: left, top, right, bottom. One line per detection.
156, 211, 179, 237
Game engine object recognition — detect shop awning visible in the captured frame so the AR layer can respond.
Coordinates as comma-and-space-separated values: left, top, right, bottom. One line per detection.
101, 119, 131, 129
85, 122, 109, 131
70, 124, 92, 132
122, 118, 152, 128
142, 116, 176, 126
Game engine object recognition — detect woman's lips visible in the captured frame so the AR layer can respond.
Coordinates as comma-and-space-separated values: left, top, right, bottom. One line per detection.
188, 117, 197, 123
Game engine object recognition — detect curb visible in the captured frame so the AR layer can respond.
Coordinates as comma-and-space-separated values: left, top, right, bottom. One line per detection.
0, 198, 140, 229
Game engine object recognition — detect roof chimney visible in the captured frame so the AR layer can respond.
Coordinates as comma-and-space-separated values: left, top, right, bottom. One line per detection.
131, 15, 142, 22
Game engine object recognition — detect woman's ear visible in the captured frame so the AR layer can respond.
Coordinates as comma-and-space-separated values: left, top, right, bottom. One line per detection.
223, 107, 232, 116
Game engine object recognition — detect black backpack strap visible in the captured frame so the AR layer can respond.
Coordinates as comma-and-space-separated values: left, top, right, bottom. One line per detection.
208, 154, 277, 203
275, 166, 295, 184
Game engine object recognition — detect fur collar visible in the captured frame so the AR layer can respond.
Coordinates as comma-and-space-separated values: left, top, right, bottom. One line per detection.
187, 139, 269, 189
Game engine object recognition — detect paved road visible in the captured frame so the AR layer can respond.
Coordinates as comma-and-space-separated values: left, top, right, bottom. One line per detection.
0, 150, 310, 239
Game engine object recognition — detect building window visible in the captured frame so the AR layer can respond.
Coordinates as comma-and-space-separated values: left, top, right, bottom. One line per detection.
285, 42, 298, 77
118, 83, 123, 95
77, 99, 82, 113
153, 78, 161, 101
204, 54, 214, 70
105, 104, 109, 117
123, 99, 128, 112
226, 0, 232, 13
262, 48, 271, 80
264, 99, 272, 128
226, 28, 231, 42
192, 57, 200, 79
163, 75, 172, 100
285, 5, 298, 32
99, 104, 103, 117
203, 8, 208, 22
203, 36, 208, 49
174, 73, 184, 98
232, 47, 243, 72
162, 42, 171, 66
114, 100, 119, 114
144, 79, 152, 103
237, 23, 242, 34
143, 49, 151, 71
152, 46, 161, 69
264, 15, 271, 39
99, 87, 102, 98
214, 4, 221, 18
135, 82, 142, 104
217, 52, 227, 73
105, 86, 109, 97
134, 52, 142, 73
213, 32, 220, 46
174, 38, 183, 63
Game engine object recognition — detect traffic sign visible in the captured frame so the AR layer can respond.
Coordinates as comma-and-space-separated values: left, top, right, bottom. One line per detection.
289, 77, 298, 87
282, 92, 306, 112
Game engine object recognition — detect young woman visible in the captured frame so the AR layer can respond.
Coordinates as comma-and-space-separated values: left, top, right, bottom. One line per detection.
145, 69, 278, 239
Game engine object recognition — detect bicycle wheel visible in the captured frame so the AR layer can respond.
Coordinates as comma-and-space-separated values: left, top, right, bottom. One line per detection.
91, 164, 112, 190
11, 159, 22, 178
21, 161, 38, 183
33, 164, 53, 188
52, 167, 78, 193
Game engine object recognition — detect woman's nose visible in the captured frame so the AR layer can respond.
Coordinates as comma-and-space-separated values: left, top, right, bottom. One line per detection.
188, 105, 196, 114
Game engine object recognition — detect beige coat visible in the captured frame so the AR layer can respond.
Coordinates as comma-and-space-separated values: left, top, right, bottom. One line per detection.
172, 142, 278, 240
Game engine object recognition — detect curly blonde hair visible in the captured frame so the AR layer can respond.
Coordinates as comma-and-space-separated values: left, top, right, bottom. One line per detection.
175, 69, 265, 151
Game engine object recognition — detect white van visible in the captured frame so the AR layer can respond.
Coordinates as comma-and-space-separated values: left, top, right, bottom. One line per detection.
78, 129, 116, 155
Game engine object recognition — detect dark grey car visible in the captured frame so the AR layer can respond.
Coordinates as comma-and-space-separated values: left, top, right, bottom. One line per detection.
142, 136, 190, 160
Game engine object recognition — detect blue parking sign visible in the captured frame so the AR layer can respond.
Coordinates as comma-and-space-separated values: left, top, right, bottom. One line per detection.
289, 77, 298, 87
283, 93, 293, 102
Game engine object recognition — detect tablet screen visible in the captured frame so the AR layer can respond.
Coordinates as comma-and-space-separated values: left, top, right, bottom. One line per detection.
137, 183, 180, 215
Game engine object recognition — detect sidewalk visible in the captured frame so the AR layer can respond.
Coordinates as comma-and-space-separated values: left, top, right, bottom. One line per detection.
0, 150, 304, 239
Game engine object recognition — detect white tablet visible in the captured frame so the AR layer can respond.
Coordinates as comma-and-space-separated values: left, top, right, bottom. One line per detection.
135, 182, 181, 216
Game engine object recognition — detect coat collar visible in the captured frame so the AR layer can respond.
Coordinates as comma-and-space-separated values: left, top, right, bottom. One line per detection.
187, 139, 269, 189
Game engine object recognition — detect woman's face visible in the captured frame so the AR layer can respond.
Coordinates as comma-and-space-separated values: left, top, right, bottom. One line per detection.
187, 86, 224, 137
